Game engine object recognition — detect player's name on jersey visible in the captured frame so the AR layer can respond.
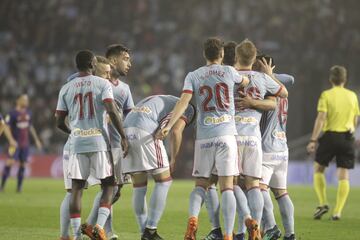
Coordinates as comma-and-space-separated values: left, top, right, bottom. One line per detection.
272, 130, 286, 140
200, 69, 226, 80
204, 114, 232, 125
131, 106, 152, 114
74, 80, 92, 87
73, 128, 102, 137
234, 116, 258, 124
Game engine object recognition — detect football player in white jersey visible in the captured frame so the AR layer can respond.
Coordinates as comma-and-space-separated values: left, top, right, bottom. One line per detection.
55, 50, 128, 240
157, 37, 249, 240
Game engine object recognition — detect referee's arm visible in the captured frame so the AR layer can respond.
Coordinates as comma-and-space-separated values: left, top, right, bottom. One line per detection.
307, 111, 327, 154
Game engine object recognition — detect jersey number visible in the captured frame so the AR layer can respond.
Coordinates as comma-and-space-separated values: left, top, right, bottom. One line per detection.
278, 98, 288, 124
74, 92, 94, 119
199, 83, 229, 112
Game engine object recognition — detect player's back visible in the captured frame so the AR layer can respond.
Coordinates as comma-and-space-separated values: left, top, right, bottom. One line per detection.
235, 70, 281, 138
59, 74, 113, 153
184, 64, 242, 139
124, 95, 184, 134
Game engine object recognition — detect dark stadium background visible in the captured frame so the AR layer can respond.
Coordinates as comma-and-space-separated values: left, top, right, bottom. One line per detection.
0, 0, 360, 178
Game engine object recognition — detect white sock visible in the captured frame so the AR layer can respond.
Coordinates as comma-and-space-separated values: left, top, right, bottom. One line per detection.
133, 185, 148, 233
146, 180, 172, 229
96, 206, 111, 228
60, 192, 71, 238
247, 188, 264, 224
234, 185, 250, 234
189, 186, 206, 217
70, 216, 81, 238
104, 206, 113, 234
221, 189, 236, 236
262, 189, 276, 232
205, 185, 220, 229
87, 191, 102, 225
277, 194, 295, 237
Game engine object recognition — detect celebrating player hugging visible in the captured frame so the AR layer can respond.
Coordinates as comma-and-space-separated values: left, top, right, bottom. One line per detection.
55, 37, 296, 240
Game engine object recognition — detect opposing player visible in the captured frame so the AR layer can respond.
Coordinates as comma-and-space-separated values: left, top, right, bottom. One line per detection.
123, 94, 195, 240
239, 56, 296, 240
156, 37, 249, 240
55, 50, 128, 240
233, 40, 288, 236
0, 94, 42, 193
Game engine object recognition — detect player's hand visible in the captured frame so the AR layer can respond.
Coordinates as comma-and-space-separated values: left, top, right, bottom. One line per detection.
259, 57, 275, 76
306, 141, 317, 154
155, 127, 170, 140
236, 95, 254, 110
121, 138, 129, 158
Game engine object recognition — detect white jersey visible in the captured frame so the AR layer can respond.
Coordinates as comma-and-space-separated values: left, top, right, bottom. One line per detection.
234, 70, 282, 138
182, 64, 244, 139
56, 74, 114, 154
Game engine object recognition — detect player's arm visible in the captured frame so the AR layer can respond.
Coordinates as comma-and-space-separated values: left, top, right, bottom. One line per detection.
155, 92, 192, 140
169, 119, 187, 173
104, 101, 128, 157
30, 125, 42, 150
236, 95, 276, 111
3, 116, 17, 147
306, 111, 327, 153
259, 58, 288, 98
55, 113, 71, 134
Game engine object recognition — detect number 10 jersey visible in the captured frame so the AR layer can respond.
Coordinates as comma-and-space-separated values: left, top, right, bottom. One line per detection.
56, 74, 114, 154
182, 64, 244, 140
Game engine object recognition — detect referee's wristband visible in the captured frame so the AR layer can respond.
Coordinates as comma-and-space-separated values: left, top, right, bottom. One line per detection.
309, 139, 317, 143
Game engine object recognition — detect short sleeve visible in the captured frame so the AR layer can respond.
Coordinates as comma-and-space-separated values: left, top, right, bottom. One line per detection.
124, 86, 135, 111
55, 87, 68, 116
354, 93, 360, 116
182, 72, 194, 94
102, 81, 114, 103
317, 92, 328, 113
264, 74, 282, 96
181, 104, 196, 125
229, 66, 244, 84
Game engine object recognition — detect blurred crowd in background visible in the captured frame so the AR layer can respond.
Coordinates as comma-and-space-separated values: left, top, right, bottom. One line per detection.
0, 0, 360, 173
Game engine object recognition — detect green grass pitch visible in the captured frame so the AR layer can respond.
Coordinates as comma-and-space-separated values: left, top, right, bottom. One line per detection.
0, 179, 360, 239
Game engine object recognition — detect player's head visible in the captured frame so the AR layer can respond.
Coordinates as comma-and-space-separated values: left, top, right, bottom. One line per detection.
223, 41, 237, 66
95, 56, 111, 80
75, 50, 96, 72
253, 53, 275, 72
329, 65, 347, 86
203, 37, 224, 62
235, 39, 257, 67
16, 94, 29, 108
106, 44, 131, 77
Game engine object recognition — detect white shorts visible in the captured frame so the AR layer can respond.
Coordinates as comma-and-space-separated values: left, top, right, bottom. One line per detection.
63, 150, 72, 190
193, 135, 239, 178
260, 151, 289, 189
237, 136, 263, 179
112, 147, 126, 184
68, 151, 113, 180
122, 127, 169, 174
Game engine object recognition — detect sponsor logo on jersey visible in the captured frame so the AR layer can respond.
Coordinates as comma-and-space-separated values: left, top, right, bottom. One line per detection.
204, 114, 232, 125
73, 128, 102, 137
131, 106, 152, 114
234, 116, 258, 125
16, 121, 30, 129
126, 134, 137, 141
272, 130, 286, 140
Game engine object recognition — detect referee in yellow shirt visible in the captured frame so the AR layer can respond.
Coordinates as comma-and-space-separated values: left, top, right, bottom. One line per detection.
307, 65, 359, 220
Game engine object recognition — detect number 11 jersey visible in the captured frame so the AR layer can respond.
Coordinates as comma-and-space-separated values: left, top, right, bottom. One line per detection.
56, 74, 114, 154
182, 64, 244, 140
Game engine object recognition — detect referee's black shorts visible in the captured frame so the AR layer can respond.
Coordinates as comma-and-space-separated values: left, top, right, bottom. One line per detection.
315, 131, 355, 169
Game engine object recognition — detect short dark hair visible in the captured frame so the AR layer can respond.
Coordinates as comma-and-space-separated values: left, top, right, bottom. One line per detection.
236, 39, 257, 66
105, 44, 130, 59
75, 50, 95, 71
329, 65, 347, 85
223, 41, 237, 66
203, 37, 224, 61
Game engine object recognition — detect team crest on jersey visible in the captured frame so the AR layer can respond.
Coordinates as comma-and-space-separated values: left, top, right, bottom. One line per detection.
204, 114, 232, 125
272, 130, 286, 141
131, 106, 152, 114
73, 128, 102, 137
234, 116, 258, 125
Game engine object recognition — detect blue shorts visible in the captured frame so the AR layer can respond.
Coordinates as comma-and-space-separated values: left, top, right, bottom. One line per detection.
9, 147, 30, 162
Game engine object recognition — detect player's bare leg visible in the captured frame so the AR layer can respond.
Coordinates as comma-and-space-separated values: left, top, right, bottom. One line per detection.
271, 188, 295, 240
0, 159, 15, 192
185, 178, 209, 240
218, 175, 236, 240
260, 184, 281, 240
69, 179, 86, 240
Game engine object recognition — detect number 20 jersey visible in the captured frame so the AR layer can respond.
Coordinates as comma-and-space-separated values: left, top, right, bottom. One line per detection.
182, 64, 244, 140
234, 70, 282, 138
56, 74, 114, 154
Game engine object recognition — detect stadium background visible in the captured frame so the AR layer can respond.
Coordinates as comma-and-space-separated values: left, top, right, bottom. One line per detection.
1, 0, 360, 181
